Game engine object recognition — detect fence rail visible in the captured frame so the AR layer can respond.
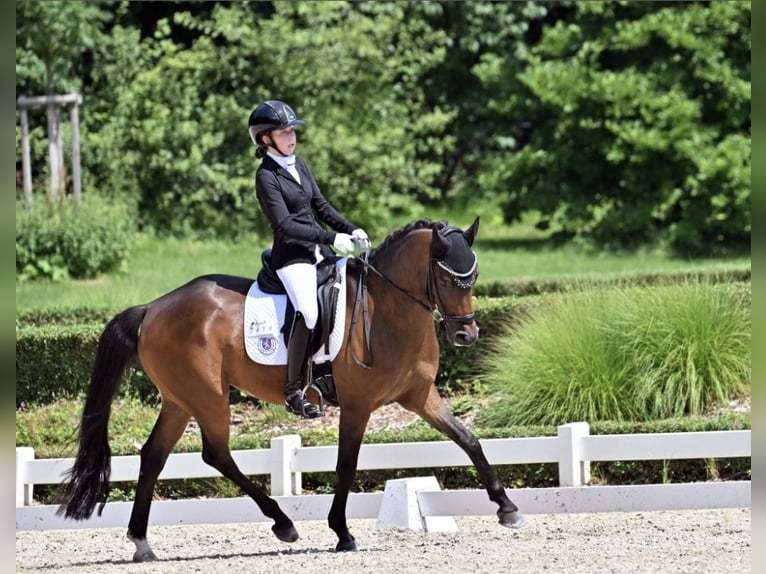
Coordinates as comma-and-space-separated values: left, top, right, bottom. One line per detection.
16, 423, 751, 531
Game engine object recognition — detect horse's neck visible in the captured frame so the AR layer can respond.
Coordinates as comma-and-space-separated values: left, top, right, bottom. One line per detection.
369, 233, 431, 318
381, 231, 431, 287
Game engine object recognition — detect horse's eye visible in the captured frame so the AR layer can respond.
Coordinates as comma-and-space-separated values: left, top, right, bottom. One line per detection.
439, 275, 450, 288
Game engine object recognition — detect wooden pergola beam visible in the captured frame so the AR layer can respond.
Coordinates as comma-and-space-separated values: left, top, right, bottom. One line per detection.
16, 93, 82, 109
16, 93, 83, 205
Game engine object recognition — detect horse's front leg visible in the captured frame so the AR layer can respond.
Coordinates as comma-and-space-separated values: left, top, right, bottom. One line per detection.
403, 386, 525, 528
328, 408, 371, 551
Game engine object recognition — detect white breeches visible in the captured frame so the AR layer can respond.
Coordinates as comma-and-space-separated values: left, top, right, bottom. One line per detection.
277, 262, 319, 329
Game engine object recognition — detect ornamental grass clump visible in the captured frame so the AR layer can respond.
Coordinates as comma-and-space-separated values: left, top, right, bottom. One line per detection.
478, 281, 750, 426
622, 282, 750, 420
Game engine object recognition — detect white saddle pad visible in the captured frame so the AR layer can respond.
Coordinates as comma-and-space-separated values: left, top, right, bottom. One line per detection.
244, 257, 348, 365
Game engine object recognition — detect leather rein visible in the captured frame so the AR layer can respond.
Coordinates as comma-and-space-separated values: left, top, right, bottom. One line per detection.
347, 251, 478, 369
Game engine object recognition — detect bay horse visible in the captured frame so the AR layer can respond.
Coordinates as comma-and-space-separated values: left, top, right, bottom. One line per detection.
59, 217, 524, 561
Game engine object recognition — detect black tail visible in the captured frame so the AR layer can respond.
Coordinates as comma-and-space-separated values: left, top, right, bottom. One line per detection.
57, 304, 148, 520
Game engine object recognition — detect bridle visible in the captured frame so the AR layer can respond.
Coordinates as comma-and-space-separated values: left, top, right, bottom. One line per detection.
427, 255, 479, 331
348, 248, 478, 369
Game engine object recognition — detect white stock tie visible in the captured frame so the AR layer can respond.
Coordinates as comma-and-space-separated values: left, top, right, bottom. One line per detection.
286, 156, 301, 184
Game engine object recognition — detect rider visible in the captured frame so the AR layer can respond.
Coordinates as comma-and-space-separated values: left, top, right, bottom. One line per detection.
248, 99, 369, 418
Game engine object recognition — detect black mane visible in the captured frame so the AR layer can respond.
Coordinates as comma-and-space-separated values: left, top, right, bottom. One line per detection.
368, 218, 447, 264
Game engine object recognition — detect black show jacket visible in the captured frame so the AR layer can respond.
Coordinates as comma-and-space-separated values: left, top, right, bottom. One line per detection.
255, 154, 358, 269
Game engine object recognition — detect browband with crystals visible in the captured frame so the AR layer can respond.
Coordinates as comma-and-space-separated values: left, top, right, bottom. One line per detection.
435, 252, 478, 289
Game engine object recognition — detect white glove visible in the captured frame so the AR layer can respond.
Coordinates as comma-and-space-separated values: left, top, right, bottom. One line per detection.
351, 228, 371, 249
332, 233, 355, 253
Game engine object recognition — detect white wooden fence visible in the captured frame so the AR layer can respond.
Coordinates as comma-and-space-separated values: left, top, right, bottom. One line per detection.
16, 423, 751, 531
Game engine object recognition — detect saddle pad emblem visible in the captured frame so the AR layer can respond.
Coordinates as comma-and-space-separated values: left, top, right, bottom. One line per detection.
243, 258, 348, 365
255, 335, 278, 355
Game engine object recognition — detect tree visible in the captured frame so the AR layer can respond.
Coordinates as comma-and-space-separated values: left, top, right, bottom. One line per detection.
478, 1, 750, 254
87, 1, 457, 238
414, 1, 548, 204
16, 2, 110, 201
232, 1, 454, 235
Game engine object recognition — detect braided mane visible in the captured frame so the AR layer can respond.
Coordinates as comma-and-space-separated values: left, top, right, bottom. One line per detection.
368, 218, 447, 264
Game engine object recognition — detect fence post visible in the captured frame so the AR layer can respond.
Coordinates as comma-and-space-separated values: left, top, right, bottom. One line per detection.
557, 422, 591, 487
270, 435, 302, 496
16, 447, 35, 506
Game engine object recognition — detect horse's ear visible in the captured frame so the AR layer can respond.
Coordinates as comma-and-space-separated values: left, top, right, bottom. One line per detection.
431, 226, 449, 258
464, 216, 480, 246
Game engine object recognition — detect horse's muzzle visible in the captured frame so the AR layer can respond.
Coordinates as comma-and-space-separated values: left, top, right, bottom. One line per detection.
448, 324, 479, 347
440, 313, 479, 346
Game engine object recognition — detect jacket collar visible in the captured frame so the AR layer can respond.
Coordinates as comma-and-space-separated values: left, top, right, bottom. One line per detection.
262, 154, 305, 187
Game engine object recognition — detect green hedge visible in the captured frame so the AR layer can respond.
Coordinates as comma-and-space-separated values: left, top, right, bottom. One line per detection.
15, 294, 534, 406
15, 278, 751, 406
15, 323, 156, 406
473, 268, 751, 298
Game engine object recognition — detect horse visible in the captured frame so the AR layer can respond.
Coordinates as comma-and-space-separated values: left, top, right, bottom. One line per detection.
58, 216, 524, 561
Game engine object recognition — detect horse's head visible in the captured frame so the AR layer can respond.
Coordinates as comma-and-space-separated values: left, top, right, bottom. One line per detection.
429, 217, 480, 347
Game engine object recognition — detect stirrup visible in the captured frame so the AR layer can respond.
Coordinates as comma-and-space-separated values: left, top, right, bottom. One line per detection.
285, 384, 325, 419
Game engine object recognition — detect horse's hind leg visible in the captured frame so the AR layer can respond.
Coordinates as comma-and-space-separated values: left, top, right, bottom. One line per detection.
402, 387, 525, 528
195, 409, 299, 543
127, 401, 190, 562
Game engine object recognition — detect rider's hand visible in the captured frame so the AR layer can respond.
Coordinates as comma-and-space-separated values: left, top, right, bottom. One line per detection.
332, 233, 355, 253
352, 228, 371, 249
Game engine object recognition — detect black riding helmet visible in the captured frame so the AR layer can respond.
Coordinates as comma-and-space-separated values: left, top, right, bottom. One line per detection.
248, 100, 306, 152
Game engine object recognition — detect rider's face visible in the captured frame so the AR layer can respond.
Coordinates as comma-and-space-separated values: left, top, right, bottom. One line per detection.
267, 127, 297, 154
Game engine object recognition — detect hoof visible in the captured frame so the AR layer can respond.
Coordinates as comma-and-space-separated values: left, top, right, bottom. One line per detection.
132, 549, 158, 563
272, 523, 299, 543
498, 510, 525, 529
129, 535, 158, 562
336, 539, 358, 552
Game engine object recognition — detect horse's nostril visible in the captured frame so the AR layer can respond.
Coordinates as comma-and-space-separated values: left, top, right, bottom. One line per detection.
454, 330, 476, 347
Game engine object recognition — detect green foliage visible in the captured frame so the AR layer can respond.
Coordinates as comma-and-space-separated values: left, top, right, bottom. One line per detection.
413, 1, 547, 203
437, 296, 520, 394
15, 324, 101, 407
16, 396, 159, 459
83, 16, 256, 238
15, 2, 750, 254
16, 307, 116, 328
478, 281, 750, 426
15, 399, 81, 457
623, 282, 751, 419
15, 1, 110, 94
15, 323, 156, 407
485, 1, 750, 254
474, 268, 752, 298
16, 196, 136, 281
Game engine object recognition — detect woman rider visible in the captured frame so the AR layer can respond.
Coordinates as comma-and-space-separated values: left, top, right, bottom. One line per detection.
248, 100, 369, 418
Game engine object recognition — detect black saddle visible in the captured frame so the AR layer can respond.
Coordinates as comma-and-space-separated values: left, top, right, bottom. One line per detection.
256, 249, 342, 356
257, 249, 340, 295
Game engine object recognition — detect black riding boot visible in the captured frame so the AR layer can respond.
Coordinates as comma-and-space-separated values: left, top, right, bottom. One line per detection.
285, 314, 321, 418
